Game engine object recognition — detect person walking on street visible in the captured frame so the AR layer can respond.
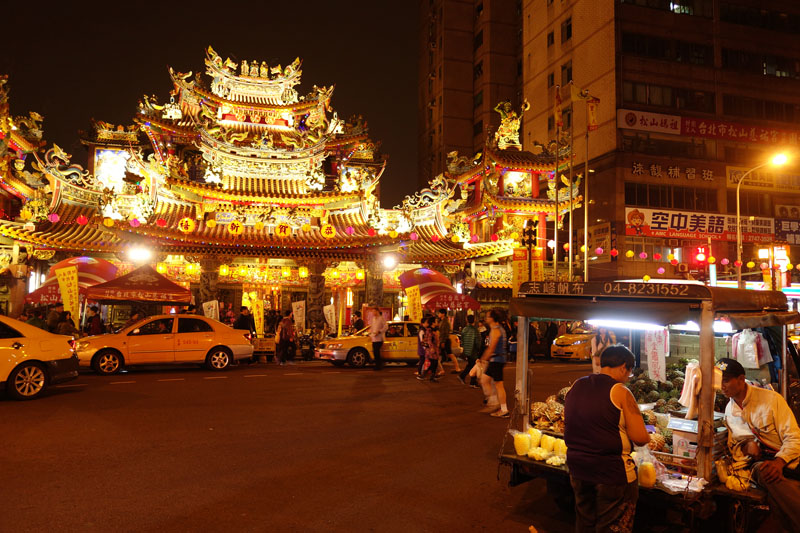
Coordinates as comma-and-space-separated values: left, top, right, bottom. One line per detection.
352, 311, 364, 331
415, 317, 431, 376
47, 302, 63, 333
477, 309, 510, 417
369, 307, 387, 370
564, 345, 649, 532
436, 308, 461, 374
416, 317, 440, 382
590, 327, 616, 374
84, 306, 105, 336
458, 314, 482, 387
234, 306, 257, 363
275, 310, 295, 365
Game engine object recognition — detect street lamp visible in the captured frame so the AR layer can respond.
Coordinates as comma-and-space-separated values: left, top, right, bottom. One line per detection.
736, 153, 789, 288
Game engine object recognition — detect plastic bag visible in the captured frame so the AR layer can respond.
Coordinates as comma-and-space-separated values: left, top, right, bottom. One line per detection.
737, 329, 759, 369
632, 445, 668, 488
509, 430, 531, 455
470, 359, 486, 378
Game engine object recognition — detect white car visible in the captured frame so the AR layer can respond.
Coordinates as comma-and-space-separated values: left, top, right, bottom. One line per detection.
0, 315, 79, 400
74, 314, 254, 374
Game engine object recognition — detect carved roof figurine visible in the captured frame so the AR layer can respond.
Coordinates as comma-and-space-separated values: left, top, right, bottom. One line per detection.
493, 99, 530, 150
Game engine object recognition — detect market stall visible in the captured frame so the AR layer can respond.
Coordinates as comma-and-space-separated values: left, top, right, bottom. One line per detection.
501, 281, 798, 530
25, 256, 117, 305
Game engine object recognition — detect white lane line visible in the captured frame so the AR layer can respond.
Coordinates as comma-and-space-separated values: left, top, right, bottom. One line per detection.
54, 383, 88, 388
110, 381, 136, 384
284, 372, 302, 376
204, 376, 228, 380
157, 378, 185, 382
244, 374, 268, 378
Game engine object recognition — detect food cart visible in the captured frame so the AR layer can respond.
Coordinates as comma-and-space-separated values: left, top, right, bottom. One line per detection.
500, 280, 798, 531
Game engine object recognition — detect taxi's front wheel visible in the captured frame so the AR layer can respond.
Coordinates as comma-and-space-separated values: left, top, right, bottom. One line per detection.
347, 348, 368, 368
206, 347, 232, 371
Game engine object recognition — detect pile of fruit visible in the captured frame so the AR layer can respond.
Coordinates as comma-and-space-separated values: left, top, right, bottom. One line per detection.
513, 427, 568, 465
641, 409, 673, 454
529, 386, 570, 434
629, 367, 684, 413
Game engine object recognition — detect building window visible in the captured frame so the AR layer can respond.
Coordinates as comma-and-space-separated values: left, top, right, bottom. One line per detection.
561, 61, 572, 85
547, 72, 555, 87
620, 0, 713, 18
517, 59, 523, 77
562, 104, 573, 130
723, 94, 799, 124
721, 2, 800, 35
547, 32, 554, 47
474, 90, 483, 108
625, 182, 718, 212
474, 61, 483, 80
726, 190, 771, 217
561, 17, 572, 43
474, 30, 483, 51
547, 115, 555, 131
722, 48, 800, 79
473, 120, 483, 137
623, 81, 715, 113
621, 33, 712, 66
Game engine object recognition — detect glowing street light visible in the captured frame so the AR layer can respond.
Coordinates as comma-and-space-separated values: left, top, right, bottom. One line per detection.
382, 254, 397, 270
737, 153, 789, 288
127, 246, 152, 263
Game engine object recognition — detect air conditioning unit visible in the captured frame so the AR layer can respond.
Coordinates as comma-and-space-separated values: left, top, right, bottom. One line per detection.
677, 263, 689, 273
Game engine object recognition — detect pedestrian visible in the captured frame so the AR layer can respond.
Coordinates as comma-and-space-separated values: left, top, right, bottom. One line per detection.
234, 306, 257, 364
26, 307, 48, 331
369, 306, 387, 370
416, 316, 440, 382
275, 310, 295, 365
437, 308, 461, 374
477, 309, 510, 417
590, 327, 616, 374
352, 311, 364, 331
84, 305, 105, 336
477, 319, 489, 347
415, 316, 432, 376
457, 314, 482, 387
56, 311, 79, 336
47, 302, 63, 332
564, 345, 649, 533
718, 357, 800, 530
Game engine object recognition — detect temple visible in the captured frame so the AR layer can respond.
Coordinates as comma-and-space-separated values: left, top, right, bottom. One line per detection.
0, 49, 580, 319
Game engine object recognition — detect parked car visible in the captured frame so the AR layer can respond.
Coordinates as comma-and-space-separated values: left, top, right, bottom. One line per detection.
0, 315, 78, 400
551, 328, 594, 360
74, 314, 254, 374
315, 321, 462, 367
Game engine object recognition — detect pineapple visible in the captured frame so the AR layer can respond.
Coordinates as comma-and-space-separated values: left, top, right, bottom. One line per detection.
648, 433, 666, 452
531, 402, 548, 418
556, 386, 571, 404
643, 410, 658, 425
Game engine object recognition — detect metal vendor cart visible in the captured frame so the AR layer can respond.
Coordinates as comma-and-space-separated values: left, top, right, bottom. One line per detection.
501, 280, 798, 531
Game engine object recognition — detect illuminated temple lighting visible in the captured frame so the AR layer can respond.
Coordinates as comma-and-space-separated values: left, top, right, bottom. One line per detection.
219, 264, 230, 277
298, 266, 309, 278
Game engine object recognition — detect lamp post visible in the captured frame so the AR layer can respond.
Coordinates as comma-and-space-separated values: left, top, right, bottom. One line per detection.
736, 153, 789, 289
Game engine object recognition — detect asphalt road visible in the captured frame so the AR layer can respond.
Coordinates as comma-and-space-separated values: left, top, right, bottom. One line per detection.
0, 358, 589, 533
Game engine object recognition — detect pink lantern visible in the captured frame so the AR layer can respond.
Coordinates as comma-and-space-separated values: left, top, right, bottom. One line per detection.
760, 262, 769, 270
595, 247, 603, 255
721, 258, 730, 265
657, 267, 665, 274
47, 213, 60, 223
345, 226, 355, 235
410, 232, 418, 241
129, 218, 141, 228
471, 234, 479, 243
639, 252, 648, 259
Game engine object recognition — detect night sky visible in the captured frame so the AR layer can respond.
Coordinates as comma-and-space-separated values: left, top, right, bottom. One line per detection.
2, 1, 419, 208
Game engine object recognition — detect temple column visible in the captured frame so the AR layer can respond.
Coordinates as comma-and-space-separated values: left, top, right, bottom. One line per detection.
306, 261, 327, 331
198, 256, 222, 307
366, 261, 384, 308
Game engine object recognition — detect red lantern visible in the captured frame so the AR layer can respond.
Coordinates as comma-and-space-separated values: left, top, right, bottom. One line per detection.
491, 234, 499, 242
653, 253, 662, 260
431, 234, 440, 242
734, 260, 743, 267
367, 228, 376, 237
156, 218, 167, 227
670, 259, 679, 266
76, 215, 89, 225
609, 249, 619, 257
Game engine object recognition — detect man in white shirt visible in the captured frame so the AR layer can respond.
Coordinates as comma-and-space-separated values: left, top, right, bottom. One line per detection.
369, 307, 387, 370
718, 358, 800, 530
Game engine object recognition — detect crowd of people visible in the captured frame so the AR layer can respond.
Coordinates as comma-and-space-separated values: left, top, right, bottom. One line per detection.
17, 302, 105, 337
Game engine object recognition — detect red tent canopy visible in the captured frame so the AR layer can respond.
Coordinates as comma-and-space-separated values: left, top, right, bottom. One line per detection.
399, 268, 480, 311
85, 265, 191, 304
25, 256, 118, 305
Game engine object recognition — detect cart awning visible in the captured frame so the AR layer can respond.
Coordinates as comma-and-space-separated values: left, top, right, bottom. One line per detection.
85, 265, 191, 304
25, 256, 118, 305
400, 267, 481, 311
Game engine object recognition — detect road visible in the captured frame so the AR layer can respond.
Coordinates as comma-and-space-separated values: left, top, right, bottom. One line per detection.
0, 359, 588, 532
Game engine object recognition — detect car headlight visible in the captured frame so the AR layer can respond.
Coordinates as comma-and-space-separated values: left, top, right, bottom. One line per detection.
329, 343, 342, 349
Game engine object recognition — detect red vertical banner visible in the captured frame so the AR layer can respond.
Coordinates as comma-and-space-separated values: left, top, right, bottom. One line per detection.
587, 98, 600, 131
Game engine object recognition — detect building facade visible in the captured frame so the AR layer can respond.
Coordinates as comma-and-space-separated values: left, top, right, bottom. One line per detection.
418, 0, 523, 189
522, 0, 800, 284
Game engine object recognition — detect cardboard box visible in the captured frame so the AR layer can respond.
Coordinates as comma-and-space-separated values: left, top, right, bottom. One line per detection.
668, 417, 727, 459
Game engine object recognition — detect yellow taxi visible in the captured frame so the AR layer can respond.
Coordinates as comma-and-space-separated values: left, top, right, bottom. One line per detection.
315, 321, 462, 368
0, 315, 78, 400
551, 328, 595, 360
75, 314, 254, 374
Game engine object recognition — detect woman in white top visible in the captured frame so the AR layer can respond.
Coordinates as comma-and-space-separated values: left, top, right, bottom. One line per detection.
590, 327, 616, 374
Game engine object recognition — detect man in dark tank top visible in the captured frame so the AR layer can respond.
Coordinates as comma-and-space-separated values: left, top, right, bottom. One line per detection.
564, 345, 650, 533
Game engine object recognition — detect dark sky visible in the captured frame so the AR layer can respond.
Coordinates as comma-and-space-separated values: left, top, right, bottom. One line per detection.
3, 1, 418, 208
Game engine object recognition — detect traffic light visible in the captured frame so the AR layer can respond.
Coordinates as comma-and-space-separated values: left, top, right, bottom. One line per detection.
694, 246, 707, 263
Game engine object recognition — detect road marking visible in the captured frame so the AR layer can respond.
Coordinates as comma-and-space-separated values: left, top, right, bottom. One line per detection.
54, 383, 87, 388
157, 378, 185, 382
204, 376, 228, 380
244, 374, 268, 378
110, 381, 136, 384
284, 372, 302, 376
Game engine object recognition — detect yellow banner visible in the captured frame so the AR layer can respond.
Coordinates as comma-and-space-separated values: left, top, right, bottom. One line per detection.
406, 285, 423, 323
253, 298, 264, 336
55, 266, 79, 328
512, 248, 544, 296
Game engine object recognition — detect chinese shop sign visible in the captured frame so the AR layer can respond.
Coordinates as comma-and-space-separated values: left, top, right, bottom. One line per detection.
630, 161, 717, 182
726, 166, 800, 193
625, 207, 773, 243
55, 266, 79, 328
776, 219, 800, 245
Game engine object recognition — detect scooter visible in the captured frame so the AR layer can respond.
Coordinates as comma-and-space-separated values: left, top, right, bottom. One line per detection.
298, 333, 315, 361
